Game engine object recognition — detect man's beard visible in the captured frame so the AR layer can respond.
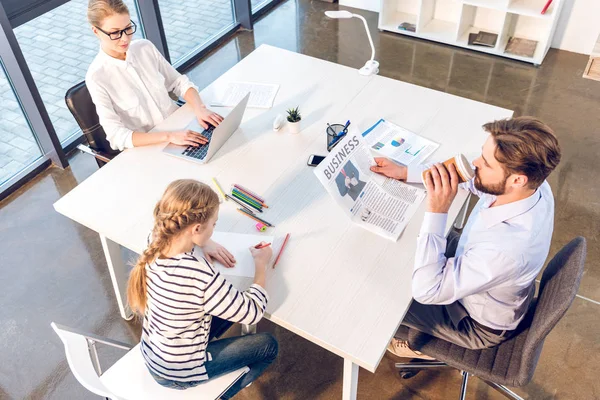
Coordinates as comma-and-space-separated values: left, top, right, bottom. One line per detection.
474, 168, 508, 196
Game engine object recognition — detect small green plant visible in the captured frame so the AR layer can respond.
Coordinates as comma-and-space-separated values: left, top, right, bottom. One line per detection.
286, 106, 301, 123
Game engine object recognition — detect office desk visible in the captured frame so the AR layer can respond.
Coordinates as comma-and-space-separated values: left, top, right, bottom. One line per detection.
54, 44, 512, 399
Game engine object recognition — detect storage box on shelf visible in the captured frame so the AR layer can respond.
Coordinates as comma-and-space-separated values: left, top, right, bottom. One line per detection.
378, 0, 563, 65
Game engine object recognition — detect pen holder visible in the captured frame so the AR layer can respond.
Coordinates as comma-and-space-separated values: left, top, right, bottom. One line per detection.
327, 124, 348, 152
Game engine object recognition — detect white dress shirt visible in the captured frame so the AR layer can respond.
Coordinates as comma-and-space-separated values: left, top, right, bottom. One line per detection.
406, 168, 554, 330
86, 39, 198, 151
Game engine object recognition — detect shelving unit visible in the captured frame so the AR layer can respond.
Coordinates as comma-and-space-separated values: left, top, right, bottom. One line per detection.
379, 0, 564, 65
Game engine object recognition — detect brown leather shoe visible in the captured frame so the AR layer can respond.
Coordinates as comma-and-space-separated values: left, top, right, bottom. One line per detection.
386, 338, 435, 360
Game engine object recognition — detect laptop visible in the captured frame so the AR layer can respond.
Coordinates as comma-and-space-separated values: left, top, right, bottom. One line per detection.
162, 93, 250, 164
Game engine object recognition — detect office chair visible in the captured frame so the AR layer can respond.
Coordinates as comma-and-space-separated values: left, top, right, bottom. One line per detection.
51, 322, 249, 400
65, 82, 121, 168
395, 237, 587, 400
65, 82, 187, 168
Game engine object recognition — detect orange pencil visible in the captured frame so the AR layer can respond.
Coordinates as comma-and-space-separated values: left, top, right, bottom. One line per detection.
254, 242, 272, 249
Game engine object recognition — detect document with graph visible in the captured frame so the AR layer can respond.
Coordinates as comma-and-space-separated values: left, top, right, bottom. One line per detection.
362, 119, 439, 166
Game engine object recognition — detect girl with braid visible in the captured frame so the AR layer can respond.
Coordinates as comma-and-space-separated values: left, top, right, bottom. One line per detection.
127, 179, 278, 397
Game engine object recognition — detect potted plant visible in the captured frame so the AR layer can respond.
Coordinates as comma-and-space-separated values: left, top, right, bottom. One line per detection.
286, 106, 302, 134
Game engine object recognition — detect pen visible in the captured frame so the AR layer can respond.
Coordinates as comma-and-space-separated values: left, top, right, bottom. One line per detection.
273, 233, 291, 268
225, 194, 255, 214
254, 242, 272, 249
212, 177, 227, 201
343, 120, 351, 131
237, 208, 274, 227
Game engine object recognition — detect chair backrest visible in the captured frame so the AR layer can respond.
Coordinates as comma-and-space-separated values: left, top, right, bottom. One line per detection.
65, 82, 120, 159
51, 322, 116, 399
517, 237, 587, 383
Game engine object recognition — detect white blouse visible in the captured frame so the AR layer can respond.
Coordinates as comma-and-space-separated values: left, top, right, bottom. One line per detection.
85, 39, 198, 151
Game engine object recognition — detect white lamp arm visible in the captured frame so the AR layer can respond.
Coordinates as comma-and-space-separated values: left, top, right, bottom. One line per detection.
352, 13, 375, 61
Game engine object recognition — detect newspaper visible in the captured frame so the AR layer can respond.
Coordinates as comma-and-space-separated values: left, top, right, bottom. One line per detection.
362, 119, 439, 167
314, 129, 426, 241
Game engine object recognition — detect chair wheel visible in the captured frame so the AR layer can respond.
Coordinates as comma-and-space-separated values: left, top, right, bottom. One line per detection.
400, 370, 420, 379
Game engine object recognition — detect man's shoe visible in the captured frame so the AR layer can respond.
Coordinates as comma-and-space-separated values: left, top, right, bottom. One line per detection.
386, 338, 435, 360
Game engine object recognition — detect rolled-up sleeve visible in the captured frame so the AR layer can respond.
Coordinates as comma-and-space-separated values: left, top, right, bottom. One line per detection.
149, 42, 198, 98
86, 77, 134, 151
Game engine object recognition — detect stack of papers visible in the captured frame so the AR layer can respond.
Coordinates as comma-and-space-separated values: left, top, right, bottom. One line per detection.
210, 82, 280, 109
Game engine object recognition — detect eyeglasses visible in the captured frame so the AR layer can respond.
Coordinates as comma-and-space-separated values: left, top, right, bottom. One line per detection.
95, 20, 137, 40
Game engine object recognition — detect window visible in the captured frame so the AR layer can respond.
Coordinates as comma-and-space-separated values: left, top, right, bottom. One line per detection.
157, 0, 235, 65
0, 59, 43, 186
13, 0, 143, 145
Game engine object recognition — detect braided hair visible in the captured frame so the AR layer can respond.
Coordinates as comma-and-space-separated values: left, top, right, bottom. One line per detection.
127, 179, 220, 314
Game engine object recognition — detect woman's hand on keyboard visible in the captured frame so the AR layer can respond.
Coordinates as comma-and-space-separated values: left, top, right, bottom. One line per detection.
195, 106, 224, 130
167, 130, 209, 147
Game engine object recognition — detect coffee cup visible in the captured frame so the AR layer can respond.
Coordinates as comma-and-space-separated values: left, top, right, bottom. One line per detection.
422, 154, 474, 184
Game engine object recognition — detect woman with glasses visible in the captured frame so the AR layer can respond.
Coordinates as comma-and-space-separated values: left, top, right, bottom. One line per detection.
86, 0, 222, 151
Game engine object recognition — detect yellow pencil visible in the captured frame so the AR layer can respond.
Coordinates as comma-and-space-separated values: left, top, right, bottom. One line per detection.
212, 178, 227, 201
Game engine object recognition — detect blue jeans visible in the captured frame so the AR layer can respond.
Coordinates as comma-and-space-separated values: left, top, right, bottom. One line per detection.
148, 317, 278, 399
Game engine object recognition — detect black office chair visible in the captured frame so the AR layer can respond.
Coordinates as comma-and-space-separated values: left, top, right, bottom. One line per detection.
65, 82, 121, 168
65, 82, 186, 168
395, 237, 587, 400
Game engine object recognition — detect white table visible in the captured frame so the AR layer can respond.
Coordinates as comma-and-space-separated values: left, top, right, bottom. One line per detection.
54, 44, 512, 399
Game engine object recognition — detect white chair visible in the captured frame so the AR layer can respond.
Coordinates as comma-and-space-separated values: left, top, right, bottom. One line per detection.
51, 322, 249, 400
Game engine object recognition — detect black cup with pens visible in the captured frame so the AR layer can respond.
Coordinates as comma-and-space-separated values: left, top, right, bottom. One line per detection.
327, 120, 350, 152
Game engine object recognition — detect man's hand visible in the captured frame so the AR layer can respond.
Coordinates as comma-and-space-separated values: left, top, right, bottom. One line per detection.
424, 163, 459, 214
201, 239, 236, 268
370, 157, 407, 181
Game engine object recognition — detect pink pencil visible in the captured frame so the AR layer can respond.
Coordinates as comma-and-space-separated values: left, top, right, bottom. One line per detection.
273, 233, 291, 269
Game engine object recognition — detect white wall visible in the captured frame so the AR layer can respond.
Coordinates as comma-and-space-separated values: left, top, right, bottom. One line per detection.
339, 0, 600, 55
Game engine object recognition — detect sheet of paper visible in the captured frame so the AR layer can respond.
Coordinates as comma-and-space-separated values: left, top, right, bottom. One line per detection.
362, 119, 439, 166
210, 81, 280, 109
195, 231, 274, 277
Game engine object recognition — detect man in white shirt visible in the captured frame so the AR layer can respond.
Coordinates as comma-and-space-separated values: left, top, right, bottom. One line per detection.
370, 117, 562, 357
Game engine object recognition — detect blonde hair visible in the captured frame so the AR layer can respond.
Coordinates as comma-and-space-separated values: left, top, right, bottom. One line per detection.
87, 0, 130, 27
127, 179, 220, 314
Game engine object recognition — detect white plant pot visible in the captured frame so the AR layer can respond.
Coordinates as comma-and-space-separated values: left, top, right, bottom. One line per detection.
288, 120, 301, 134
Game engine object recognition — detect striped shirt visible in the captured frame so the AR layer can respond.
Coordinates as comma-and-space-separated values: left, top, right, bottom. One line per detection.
140, 250, 269, 382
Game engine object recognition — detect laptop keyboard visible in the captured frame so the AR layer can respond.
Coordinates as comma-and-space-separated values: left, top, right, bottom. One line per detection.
181, 125, 214, 160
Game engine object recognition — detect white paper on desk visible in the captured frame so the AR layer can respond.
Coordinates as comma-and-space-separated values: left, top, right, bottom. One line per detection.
210, 82, 280, 109
195, 232, 274, 277
362, 119, 439, 167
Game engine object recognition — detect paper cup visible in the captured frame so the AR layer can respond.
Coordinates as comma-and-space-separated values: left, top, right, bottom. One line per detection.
422, 154, 474, 184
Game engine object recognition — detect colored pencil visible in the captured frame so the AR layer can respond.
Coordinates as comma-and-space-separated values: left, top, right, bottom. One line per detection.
234, 186, 269, 208
254, 242, 272, 249
231, 191, 263, 212
232, 186, 268, 208
237, 208, 274, 227
233, 184, 265, 203
225, 194, 255, 214
212, 178, 227, 201
273, 233, 291, 268
232, 189, 263, 209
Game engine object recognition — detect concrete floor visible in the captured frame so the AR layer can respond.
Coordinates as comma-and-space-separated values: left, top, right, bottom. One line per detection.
1, 0, 599, 399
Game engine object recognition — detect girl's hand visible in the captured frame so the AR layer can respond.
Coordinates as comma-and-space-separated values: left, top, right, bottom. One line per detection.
168, 129, 209, 147
250, 242, 273, 269
195, 106, 224, 130
202, 239, 236, 268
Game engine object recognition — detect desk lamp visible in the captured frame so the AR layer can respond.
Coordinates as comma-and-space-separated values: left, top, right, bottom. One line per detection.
325, 10, 379, 76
